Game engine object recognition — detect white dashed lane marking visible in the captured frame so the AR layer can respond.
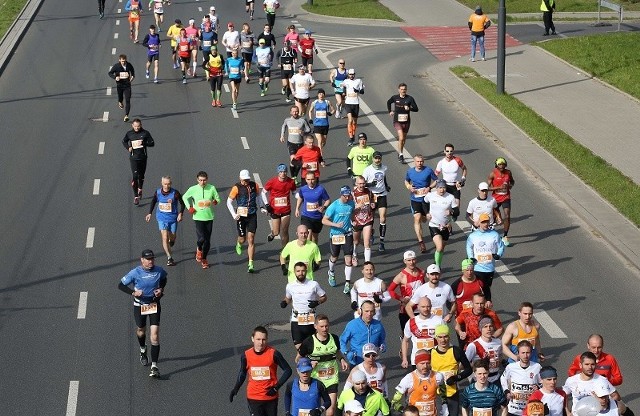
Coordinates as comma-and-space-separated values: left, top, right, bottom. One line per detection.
98, 142, 105, 154
102, 112, 109, 123
241, 136, 249, 149
86, 228, 95, 248
77, 292, 88, 319
66, 381, 79, 416
93, 179, 100, 195
534, 309, 568, 338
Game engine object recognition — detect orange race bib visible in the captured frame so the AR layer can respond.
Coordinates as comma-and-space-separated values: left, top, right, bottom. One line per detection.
331, 234, 346, 245
473, 408, 492, 416
297, 312, 315, 325
274, 197, 288, 207
250, 366, 271, 380
140, 303, 158, 315
237, 207, 249, 217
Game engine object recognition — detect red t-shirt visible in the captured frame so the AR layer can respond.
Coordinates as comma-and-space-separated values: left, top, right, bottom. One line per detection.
298, 38, 315, 58
264, 176, 296, 215
294, 145, 322, 178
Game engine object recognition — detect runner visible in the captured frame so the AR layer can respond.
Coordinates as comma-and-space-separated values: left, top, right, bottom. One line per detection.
142, 25, 161, 83
406, 263, 456, 321
362, 151, 390, 252
298, 29, 318, 74
280, 224, 321, 282
488, 157, 515, 246
98, 0, 106, 18
185, 19, 200, 76
523, 366, 569, 416
342, 68, 365, 146
108, 54, 135, 122
118, 249, 167, 378
386, 83, 419, 164
125, 0, 142, 43
257, 23, 277, 49
308, 89, 334, 155
240, 23, 255, 82
229, 326, 293, 416
455, 293, 503, 350
435, 143, 467, 219
424, 179, 457, 267
181, 171, 221, 269
388, 250, 426, 338
450, 258, 490, 315
322, 185, 356, 293
347, 132, 375, 178
284, 24, 300, 50
295, 172, 331, 243
263, 163, 297, 245
290, 64, 316, 117
460, 360, 508, 416
281, 262, 327, 351
284, 358, 332, 416
221, 22, 240, 57
121, 118, 154, 205
562, 352, 619, 407
298, 314, 350, 416
245, 0, 255, 20
343, 343, 389, 399
227, 169, 261, 273
338, 379, 390, 416
500, 340, 542, 416
278, 40, 298, 102
166, 19, 182, 69
204, 46, 225, 107
465, 317, 503, 385
329, 58, 347, 119
145, 176, 185, 266
501, 302, 544, 364
225, 47, 244, 110
175, 27, 194, 84
349, 262, 387, 320
350, 175, 375, 265
263, 0, 279, 30
567, 334, 623, 387
207, 6, 219, 33
391, 349, 445, 415
466, 212, 505, 289
256, 38, 274, 96
466, 181, 502, 230
148, 0, 164, 32
404, 154, 438, 254
340, 300, 387, 365
280, 106, 311, 184
401, 297, 444, 369
293, 135, 324, 184
200, 22, 218, 79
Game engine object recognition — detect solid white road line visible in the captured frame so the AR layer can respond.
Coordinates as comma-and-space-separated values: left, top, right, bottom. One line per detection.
77, 292, 88, 319
534, 309, 568, 338
66, 381, 79, 416
86, 228, 95, 248
102, 112, 109, 122
106, 87, 112, 96
241, 136, 249, 150
93, 179, 100, 195
111, 47, 117, 55
98, 142, 105, 154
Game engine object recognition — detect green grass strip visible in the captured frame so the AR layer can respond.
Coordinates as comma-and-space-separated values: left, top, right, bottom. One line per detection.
301, 0, 402, 21
451, 65, 640, 227
0, 0, 28, 41
455, 0, 640, 13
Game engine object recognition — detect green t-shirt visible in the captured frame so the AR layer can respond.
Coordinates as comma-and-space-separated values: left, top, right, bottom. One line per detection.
348, 146, 375, 176
182, 184, 221, 221
281, 240, 321, 282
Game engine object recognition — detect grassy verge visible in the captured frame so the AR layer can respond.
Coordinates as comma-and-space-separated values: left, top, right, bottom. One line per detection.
450, 65, 640, 227
456, 0, 640, 13
0, 0, 28, 40
301, 0, 402, 21
537, 32, 640, 100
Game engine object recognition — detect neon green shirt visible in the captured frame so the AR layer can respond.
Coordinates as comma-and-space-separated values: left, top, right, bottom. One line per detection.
281, 240, 321, 282
348, 146, 375, 176
182, 184, 221, 221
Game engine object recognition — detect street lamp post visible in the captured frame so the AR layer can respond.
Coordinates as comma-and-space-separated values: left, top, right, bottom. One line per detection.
497, 0, 506, 94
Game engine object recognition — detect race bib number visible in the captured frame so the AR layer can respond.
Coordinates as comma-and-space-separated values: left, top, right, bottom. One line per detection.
180, 45, 189, 52
289, 127, 301, 135
298, 410, 311, 416
283, 64, 292, 70
119, 71, 129, 79
476, 253, 492, 263
398, 113, 409, 122
306, 202, 318, 211
149, 44, 158, 51
416, 400, 435, 416
432, 307, 443, 316
131, 139, 143, 149
158, 202, 172, 212
373, 194, 379, 203
203, 40, 212, 47
297, 312, 315, 325
197, 199, 211, 208
237, 207, 249, 217
356, 195, 370, 205
347, 91, 357, 98
415, 187, 429, 196
462, 300, 473, 310
258, 58, 268, 65
316, 366, 336, 379
331, 234, 346, 245
140, 303, 158, 315
130, 10, 139, 17
315, 110, 326, 118
489, 357, 499, 369
416, 338, 435, 350
527, 402, 545, 416
230, 67, 240, 74
242, 41, 252, 48
250, 366, 271, 380
304, 48, 312, 55
306, 161, 318, 171
473, 408, 492, 416
273, 197, 288, 207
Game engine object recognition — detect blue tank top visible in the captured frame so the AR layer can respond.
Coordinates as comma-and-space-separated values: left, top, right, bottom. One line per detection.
312, 100, 329, 127
334, 68, 348, 93
201, 31, 216, 52
147, 34, 160, 56
291, 379, 322, 416
299, 185, 330, 220
226, 57, 244, 80
156, 189, 179, 222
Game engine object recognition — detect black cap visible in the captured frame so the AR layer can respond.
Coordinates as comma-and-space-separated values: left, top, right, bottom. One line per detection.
175, 19, 182, 24
373, 151, 382, 158
358, 132, 367, 140
141, 249, 155, 259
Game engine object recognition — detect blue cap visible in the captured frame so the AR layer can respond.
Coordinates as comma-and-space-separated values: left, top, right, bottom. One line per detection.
340, 186, 351, 196
277, 163, 287, 172
297, 357, 313, 372
304, 29, 311, 35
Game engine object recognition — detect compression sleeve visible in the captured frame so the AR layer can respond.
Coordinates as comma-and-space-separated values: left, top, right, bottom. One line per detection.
118, 281, 134, 295
147, 191, 159, 215
454, 346, 473, 379
284, 381, 293, 413
387, 280, 401, 300
232, 353, 248, 392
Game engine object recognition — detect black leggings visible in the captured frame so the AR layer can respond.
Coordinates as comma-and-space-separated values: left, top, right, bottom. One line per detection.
117, 85, 131, 115
209, 75, 223, 93
266, 12, 276, 29
129, 158, 147, 196
195, 220, 213, 259
98, 0, 106, 13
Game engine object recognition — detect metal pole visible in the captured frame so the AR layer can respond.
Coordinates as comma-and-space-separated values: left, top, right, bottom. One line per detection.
497, 0, 506, 94
307, 0, 313, 5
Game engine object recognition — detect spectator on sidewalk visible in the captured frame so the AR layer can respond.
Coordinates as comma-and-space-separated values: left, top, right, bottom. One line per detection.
541, 0, 556, 35
468, 6, 491, 62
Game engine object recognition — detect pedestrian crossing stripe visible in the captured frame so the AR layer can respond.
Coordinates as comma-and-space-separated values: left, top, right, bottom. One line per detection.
312, 34, 414, 55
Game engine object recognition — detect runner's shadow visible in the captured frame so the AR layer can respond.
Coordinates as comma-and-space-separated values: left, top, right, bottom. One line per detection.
533, 297, 586, 312
504, 256, 572, 276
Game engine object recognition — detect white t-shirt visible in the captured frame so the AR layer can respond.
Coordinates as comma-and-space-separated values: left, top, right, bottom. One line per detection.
500, 362, 542, 415
466, 196, 498, 223
563, 373, 615, 408
290, 73, 315, 99
425, 192, 457, 227
344, 362, 388, 397
351, 277, 384, 320
222, 30, 240, 52
403, 314, 444, 364
409, 281, 455, 317
285, 279, 326, 324
465, 336, 503, 382
362, 164, 388, 196
342, 78, 363, 105
435, 157, 464, 184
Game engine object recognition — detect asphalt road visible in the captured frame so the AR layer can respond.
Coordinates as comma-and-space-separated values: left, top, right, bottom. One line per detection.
0, 0, 638, 414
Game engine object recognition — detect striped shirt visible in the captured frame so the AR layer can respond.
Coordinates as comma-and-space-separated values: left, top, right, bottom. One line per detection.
460, 382, 507, 414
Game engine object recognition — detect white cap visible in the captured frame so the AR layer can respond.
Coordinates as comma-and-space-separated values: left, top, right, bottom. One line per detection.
188, 18, 195, 24
210, 6, 215, 10
427, 264, 441, 274
347, 68, 355, 75
403, 250, 416, 260
239, 169, 251, 180
362, 343, 378, 356
351, 369, 366, 383
344, 400, 365, 413
593, 382, 613, 397
478, 181, 489, 190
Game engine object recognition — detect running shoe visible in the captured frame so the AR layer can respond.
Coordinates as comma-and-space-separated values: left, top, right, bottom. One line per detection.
351, 255, 358, 267
378, 242, 386, 252
285, 98, 291, 103
153, 78, 159, 84
419, 240, 427, 253
264, 86, 268, 93
245, 76, 249, 82
327, 270, 337, 287
398, 154, 405, 164
182, 78, 187, 84
196, 248, 203, 262
211, 99, 216, 107
235, 242, 242, 255
502, 236, 511, 246
232, 103, 237, 110
133, 196, 139, 205
145, 70, 150, 79
167, 257, 176, 266
248, 262, 254, 273
186, 68, 192, 76
267, 233, 275, 242
118, 102, 124, 109
281, 87, 286, 95
173, 63, 179, 69
260, 90, 265, 97
347, 139, 355, 147
201, 259, 209, 269
137, 188, 142, 198
140, 347, 148, 366
99, 12, 104, 19
343, 282, 351, 295
470, 58, 476, 62
124, 115, 130, 122
216, 100, 222, 107
149, 365, 160, 378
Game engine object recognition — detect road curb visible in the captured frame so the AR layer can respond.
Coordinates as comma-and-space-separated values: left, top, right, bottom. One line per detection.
0, 0, 44, 75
